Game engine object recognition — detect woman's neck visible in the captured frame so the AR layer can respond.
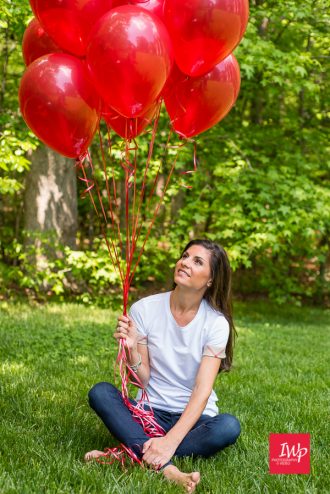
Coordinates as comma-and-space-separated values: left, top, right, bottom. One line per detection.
170, 286, 204, 314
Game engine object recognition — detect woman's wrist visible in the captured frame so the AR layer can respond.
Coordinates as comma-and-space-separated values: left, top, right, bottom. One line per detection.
165, 431, 182, 448
129, 345, 139, 357
128, 352, 142, 372
127, 347, 139, 366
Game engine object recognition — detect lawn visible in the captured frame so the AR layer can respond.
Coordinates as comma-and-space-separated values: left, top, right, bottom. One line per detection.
0, 300, 329, 493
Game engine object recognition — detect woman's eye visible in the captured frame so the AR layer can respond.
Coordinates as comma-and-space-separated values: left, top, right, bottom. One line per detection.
195, 259, 202, 265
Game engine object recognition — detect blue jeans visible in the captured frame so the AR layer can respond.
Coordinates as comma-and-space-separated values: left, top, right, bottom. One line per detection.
88, 382, 241, 469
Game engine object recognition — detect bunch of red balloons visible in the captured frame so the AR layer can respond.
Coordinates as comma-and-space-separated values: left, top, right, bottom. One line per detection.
19, 0, 249, 159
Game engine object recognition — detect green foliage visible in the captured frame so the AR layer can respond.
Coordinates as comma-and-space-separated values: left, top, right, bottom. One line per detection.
0, 1, 37, 270
0, 232, 176, 306
0, 235, 123, 306
0, 1, 36, 194
0, 0, 329, 305
163, 0, 330, 304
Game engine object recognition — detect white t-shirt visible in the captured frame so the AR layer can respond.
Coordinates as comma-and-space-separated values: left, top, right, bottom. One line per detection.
129, 291, 230, 417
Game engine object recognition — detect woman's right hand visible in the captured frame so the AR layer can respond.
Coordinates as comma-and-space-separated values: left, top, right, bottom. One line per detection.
113, 315, 139, 351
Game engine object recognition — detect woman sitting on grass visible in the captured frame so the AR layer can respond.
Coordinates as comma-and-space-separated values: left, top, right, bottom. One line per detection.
85, 239, 241, 493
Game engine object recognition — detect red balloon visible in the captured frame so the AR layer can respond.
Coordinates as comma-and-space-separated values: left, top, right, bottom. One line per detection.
103, 103, 157, 139
22, 18, 63, 66
135, 0, 165, 20
163, 0, 249, 77
87, 6, 173, 118
19, 54, 101, 158
29, 0, 120, 57
164, 55, 241, 138
109, 0, 125, 6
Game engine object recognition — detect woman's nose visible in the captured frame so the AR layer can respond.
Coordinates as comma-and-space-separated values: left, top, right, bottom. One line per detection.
181, 258, 190, 268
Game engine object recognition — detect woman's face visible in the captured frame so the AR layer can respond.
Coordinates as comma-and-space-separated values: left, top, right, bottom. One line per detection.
174, 245, 212, 292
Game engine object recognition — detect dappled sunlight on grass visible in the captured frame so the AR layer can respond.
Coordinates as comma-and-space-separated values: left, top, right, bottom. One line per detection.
0, 361, 30, 376
70, 355, 90, 366
40, 390, 62, 404
235, 325, 255, 336
0, 301, 329, 493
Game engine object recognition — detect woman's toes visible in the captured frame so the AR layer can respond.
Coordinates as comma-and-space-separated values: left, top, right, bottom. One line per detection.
84, 450, 104, 462
186, 483, 195, 493
185, 472, 201, 492
192, 472, 201, 484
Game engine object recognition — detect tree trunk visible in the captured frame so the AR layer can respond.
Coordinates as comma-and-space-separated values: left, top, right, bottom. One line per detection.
24, 145, 78, 267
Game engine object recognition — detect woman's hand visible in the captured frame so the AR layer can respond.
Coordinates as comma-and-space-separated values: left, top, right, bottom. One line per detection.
113, 315, 139, 351
142, 436, 178, 469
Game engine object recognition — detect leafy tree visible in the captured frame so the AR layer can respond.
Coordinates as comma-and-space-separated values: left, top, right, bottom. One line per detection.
163, 0, 330, 304
0, 1, 36, 265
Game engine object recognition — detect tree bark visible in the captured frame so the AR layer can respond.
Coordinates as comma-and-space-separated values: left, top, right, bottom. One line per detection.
24, 145, 78, 265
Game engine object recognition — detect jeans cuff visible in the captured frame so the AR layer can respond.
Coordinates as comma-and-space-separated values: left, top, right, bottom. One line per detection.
158, 460, 173, 472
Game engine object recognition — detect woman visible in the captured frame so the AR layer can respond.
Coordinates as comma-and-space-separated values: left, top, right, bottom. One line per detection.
85, 239, 241, 493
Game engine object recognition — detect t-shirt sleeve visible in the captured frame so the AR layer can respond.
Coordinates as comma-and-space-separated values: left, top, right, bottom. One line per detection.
203, 316, 230, 359
128, 301, 148, 345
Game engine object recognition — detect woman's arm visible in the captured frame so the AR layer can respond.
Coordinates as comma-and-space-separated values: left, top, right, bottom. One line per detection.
127, 343, 150, 388
114, 315, 150, 388
166, 355, 221, 444
142, 356, 221, 467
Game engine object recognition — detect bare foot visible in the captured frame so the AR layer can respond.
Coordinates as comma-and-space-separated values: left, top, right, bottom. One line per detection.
84, 450, 105, 462
163, 465, 201, 493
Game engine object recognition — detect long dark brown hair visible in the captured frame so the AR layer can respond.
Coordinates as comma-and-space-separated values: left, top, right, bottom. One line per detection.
174, 239, 237, 373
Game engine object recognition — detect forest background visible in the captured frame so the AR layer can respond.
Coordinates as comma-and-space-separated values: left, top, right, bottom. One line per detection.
0, 0, 329, 308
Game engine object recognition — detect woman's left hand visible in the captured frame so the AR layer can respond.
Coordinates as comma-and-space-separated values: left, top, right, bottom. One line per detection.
142, 436, 178, 469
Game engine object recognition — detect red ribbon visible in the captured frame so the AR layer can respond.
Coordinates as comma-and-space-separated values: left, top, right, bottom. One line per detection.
78, 103, 193, 469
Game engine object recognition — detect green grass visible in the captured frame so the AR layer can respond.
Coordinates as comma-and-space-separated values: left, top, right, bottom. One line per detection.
0, 300, 329, 493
